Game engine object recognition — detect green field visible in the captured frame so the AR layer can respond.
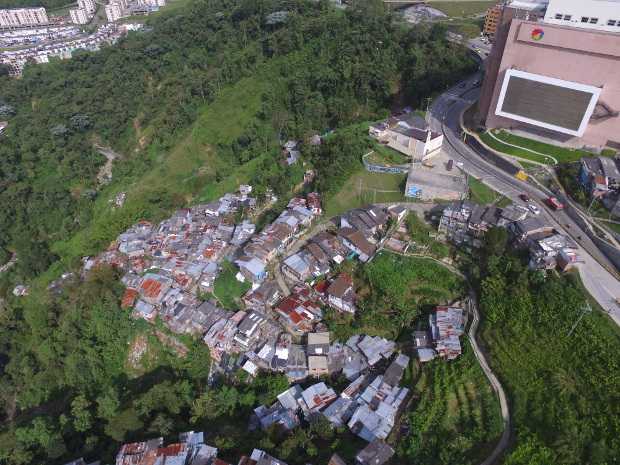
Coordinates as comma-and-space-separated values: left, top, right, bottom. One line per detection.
398, 340, 503, 465
480, 130, 605, 165
324, 169, 407, 218
429, 1, 495, 17
213, 261, 251, 309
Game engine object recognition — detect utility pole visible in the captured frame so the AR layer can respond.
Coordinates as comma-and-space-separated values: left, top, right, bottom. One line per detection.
567, 302, 592, 337
425, 97, 432, 126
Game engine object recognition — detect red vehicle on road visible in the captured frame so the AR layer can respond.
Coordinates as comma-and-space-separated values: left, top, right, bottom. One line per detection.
546, 196, 564, 210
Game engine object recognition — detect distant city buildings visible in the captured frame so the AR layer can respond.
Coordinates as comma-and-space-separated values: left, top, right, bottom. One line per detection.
482, 3, 503, 39
105, 2, 125, 22
69, 8, 89, 25
70, 0, 97, 25
78, 0, 97, 15
0, 7, 48, 27
0, 24, 128, 76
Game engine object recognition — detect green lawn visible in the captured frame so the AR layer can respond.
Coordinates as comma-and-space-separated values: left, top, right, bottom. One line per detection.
213, 261, 251, 310
367, 144, 410, 166
480, 130, 605, 165
324, 169, 407, 218
468, 176, 509, 205
398, 340, 503, 465
429, 1, 496, 17
599, 220, 620, 236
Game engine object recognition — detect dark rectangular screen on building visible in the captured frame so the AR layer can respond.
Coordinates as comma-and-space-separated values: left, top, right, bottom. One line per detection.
500, 76, 593, 131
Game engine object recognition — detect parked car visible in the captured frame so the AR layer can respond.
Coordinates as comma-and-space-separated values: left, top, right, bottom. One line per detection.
527, 202, 541, 215
546, 196, 565, 210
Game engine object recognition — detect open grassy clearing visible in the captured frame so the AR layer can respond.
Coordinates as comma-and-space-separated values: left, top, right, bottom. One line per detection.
213, 261, 251, 310
326, 252, 465, 340
323, 169, 407, 218
405, 212, 450, 257
468, 176, 510, 206
398, 340, 503, 465
367, 143, 410, 166
429, 1, 495, 17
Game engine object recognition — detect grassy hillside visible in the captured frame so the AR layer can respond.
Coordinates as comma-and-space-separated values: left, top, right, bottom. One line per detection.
399, 340, 503, 465
475, 237, 620, 465
52, 74, 273, 264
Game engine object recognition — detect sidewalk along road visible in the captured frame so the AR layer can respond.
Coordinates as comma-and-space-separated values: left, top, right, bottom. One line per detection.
428, 75, 620, 327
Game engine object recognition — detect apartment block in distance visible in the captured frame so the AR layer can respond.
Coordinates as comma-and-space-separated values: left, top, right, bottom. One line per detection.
479, 0, 620, 151
483, 3, 503, 39
0, 7, 48, 27
105, 2, 124, 22
70, 8, 89, 25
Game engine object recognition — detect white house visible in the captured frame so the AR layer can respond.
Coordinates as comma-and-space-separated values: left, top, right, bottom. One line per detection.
369, 114, 443, 161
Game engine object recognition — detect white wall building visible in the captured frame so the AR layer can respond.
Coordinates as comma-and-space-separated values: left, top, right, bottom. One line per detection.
105, 2, 124, 22
78, 0, 97, 15
70, 8, 89, 25
543, 0, 620, 32
370, 116, 444, 161
0, 7, 48, 27
142, 0, 167, 7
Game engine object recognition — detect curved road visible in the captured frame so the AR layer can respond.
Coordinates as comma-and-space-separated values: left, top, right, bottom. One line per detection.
429, 74, 620, 326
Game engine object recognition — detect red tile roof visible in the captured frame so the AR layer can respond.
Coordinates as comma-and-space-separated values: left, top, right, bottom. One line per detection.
141, 279, 163, 299
121, 289, 139, 309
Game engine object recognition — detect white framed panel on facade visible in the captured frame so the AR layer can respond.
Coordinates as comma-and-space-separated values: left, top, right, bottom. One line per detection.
495, 69, 601, 137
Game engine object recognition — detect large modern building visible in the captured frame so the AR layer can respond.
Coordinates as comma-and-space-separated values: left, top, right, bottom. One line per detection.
479, 0, 620, 151
483, 3, 503, 39
78, 0, 97, 15
0, 7, 48, 27
483, 0, 548, 40
543, 0, 620, 32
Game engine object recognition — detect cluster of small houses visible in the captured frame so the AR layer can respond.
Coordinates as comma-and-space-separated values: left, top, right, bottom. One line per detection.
438, 200, 580, 271
580, 155, 620, 217
81, 186, 414, 379
63, 430, 396, 465
251, 345, 410, 445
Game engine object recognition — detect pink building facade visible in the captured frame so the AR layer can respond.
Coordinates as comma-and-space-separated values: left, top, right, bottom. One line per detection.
480, 18, 620, 150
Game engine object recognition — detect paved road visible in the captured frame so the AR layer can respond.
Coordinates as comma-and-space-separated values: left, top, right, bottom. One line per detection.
429, 74, 620, 326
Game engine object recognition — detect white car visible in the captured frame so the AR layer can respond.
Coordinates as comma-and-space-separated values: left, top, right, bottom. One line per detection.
527, 203, 541, 215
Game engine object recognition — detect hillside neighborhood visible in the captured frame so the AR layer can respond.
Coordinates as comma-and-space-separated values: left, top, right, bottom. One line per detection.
50, 161, 586, 465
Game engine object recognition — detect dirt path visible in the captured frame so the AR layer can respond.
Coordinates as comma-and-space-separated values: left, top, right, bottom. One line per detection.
0, 253, 16, 274
94, 145, 122, 185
